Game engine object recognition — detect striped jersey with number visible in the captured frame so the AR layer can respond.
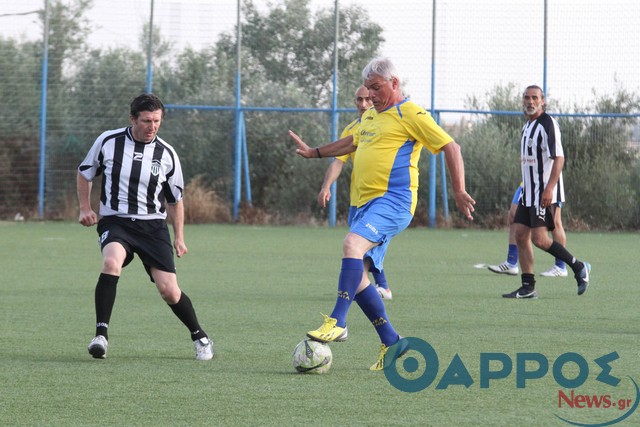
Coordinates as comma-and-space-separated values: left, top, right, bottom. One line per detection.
520, 112, 565, 208
78, 127, 184, 220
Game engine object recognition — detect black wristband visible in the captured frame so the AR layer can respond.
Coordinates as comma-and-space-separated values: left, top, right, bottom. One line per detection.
316, 148, 322, 158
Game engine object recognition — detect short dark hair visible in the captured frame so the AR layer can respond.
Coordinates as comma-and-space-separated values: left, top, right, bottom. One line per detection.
130, 93, 165, 119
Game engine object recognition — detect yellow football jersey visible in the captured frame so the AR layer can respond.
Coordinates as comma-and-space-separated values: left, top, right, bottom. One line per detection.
352, 100, 452, 214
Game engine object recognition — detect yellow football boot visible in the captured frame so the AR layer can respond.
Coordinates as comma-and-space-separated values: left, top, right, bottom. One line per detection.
370, 344, 389, 371
370, 337, 410, 371
306, 313, 348, 343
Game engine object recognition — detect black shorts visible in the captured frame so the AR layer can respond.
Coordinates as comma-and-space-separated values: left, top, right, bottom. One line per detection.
513, 203, 557, 231
96, 216, 176, 281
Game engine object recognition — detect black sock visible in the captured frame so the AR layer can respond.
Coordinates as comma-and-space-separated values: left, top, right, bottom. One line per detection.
521, 273, 536, 290
169, 292, 207, 341
547, 241, 584, 273
94, 273, 119, 340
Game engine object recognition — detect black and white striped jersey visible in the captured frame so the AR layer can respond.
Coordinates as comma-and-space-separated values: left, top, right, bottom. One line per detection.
78, 127, 184, 220
520, 112, 565, 208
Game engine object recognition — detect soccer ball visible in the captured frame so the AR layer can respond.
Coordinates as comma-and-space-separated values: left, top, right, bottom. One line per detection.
292, 339, 332, 374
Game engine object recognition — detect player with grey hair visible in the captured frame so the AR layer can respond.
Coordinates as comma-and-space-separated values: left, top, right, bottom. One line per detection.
501, 85, 590, 299
290, 57, 475, 370
361, 56, 400, 83
317, 85, 393, 300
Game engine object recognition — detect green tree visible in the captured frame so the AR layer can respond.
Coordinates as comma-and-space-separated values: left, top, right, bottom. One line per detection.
61, 47, 147, 157
0, 37, 41, 138
453, 84, 523, 225
465, 82, 523, 136
559, 87, 640, 229
0, 37, 42, 218
41, 0, 92, 132
457, 83, 640, 229
209, 0, 383, 216
234, 0, 383, 107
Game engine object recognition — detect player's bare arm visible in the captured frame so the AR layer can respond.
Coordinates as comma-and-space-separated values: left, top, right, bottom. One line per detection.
317, 159, 345, 208
288, 130, 356, 158
166, 200, 188, 258
541, 156, 564, 208
441, 141, 476, 221
76, 172, 98, 227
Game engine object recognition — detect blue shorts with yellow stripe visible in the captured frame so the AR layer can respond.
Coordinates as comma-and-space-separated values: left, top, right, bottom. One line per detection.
350, 197, 412, 272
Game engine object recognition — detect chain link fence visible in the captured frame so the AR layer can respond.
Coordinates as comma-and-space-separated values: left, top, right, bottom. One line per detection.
1, 0, 638, 228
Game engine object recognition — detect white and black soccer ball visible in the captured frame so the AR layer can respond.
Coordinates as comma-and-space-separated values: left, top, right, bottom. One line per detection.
292, 339, 332, 374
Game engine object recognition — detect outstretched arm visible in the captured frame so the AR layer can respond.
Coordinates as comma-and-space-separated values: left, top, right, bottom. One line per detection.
441, 141, 476, 221
288, 130, 356, 158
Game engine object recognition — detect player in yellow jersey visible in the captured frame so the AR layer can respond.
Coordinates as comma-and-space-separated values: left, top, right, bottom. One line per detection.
289, 57, 475, 370
317, 86, 393, 300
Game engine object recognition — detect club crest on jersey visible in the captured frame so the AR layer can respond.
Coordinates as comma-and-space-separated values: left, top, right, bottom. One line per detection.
527, 138, 534, 148
150, 160, 161, 176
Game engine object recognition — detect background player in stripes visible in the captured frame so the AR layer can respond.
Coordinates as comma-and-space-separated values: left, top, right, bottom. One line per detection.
77, 93, 214, 360
502, 85, 590, 299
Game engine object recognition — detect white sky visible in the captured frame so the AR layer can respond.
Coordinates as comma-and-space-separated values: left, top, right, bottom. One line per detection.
2, 0, 639, 114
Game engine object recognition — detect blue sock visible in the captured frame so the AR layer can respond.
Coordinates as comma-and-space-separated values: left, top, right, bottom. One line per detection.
555, 259, 566, 269
354, 284, 399, 346
371, 269, 388, 290
507, 244, 518, 266
330, 258, 364, 327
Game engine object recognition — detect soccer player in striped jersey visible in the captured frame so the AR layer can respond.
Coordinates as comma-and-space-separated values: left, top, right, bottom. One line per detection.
290, 57, 476, 370
502, 85, 590, 299
317, 85, 393, 300
77, 93, 213, 361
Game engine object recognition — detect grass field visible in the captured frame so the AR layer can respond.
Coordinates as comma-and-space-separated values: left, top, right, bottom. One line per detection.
1, 222, 638, 426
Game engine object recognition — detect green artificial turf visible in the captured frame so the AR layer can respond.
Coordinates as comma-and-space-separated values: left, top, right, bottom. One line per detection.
1, 222, 637, 426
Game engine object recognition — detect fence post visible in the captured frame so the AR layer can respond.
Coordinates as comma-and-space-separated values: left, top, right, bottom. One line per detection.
38, 0, 50, 219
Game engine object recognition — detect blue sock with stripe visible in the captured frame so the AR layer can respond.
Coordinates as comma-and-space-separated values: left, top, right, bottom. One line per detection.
372, 269, 389, 290
354, 284, 399, 346
330, 258, 364, 328
507, 244, 518, 266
